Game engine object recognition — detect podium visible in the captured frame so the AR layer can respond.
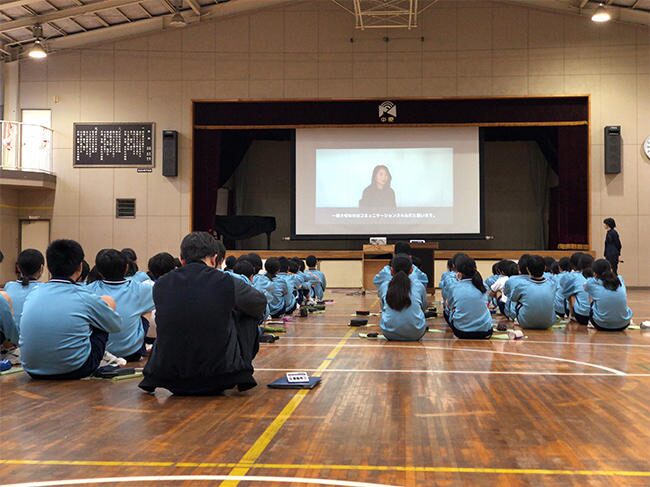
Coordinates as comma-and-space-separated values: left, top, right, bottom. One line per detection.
362, 242, 438, 291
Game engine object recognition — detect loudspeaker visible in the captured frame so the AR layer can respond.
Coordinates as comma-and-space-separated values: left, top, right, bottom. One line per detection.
162, 130, 178, 177
604, 126, 621, 174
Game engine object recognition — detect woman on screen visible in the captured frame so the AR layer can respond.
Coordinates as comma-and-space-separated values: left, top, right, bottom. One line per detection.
359, 165, 397, 209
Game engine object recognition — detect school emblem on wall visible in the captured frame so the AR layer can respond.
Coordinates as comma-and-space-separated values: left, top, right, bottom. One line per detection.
378, 101, 397, 123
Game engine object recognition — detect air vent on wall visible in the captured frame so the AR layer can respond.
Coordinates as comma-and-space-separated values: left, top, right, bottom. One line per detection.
116, 199, 136, 219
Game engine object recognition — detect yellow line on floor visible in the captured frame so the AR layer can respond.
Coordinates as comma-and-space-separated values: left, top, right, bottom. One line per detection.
218, 328, 356, 487
2, 459, 650, 478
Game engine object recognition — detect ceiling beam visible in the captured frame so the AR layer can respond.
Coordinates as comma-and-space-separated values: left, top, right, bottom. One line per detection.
0, 0, 145, 33
186, 0, 202, 16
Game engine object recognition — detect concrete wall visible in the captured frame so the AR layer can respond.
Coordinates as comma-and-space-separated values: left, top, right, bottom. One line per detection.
7, 0, 650, 284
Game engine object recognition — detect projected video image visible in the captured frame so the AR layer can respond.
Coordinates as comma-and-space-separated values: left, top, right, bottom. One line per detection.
294, 127, 481, 236
316, 148, 453, 209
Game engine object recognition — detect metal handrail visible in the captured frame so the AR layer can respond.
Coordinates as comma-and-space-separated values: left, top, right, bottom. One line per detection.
0, 120, 54, 174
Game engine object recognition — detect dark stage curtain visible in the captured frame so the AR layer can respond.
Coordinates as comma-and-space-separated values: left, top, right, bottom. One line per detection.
192, 129, 221, 232
548, 126, 589, 249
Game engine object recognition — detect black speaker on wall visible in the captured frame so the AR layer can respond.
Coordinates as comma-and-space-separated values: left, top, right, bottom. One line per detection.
604, 126, 621, 174
162, 130, 178, 177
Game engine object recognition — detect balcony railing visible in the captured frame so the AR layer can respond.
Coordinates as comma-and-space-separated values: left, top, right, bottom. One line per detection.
0, 120, 53, 174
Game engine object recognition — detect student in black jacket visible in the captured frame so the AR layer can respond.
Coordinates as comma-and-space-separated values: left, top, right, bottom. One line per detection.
603, 218, 622, 275
139, 232, 267, 395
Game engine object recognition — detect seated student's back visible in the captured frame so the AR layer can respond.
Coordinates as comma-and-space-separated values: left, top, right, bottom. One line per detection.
122, 248, 150, 283
147, 252, 178, 281
553, 257, 571, 316
256, 258, 285, 317
277, 257, 297, 314
305, 255, 326, 300
447, 256, 492, 339
0, 291, 16, 345
502, 254, 533, 320
585, 259, 632, 331
87, 249, 155, 360
378, 255, 428, 341
560, 253, 592, 323
19, 240, 121, 379
3, 249, 44, 333
508, 255, 556, 329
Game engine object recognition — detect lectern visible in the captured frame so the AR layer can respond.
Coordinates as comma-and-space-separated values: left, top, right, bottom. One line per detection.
362, 242, 438, 291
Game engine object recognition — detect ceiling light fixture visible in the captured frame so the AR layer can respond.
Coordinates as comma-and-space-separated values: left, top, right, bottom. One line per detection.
592, 4, 611, 23
28, 24, 47, 59
169, 0, 186, 28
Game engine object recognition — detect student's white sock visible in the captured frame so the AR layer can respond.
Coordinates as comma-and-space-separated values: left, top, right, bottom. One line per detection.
101, 351, 127, 367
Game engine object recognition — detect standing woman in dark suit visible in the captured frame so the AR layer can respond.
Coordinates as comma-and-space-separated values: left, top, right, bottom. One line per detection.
603, 218, 622, 274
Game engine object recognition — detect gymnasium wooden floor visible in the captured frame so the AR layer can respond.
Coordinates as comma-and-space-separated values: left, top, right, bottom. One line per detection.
2, 289, 650, 487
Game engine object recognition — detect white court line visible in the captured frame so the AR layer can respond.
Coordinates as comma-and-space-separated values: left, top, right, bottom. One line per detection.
280, 336, 650, 349
256, 367, 648, 377
265, 343, 627, 376
0, 476, 398, 487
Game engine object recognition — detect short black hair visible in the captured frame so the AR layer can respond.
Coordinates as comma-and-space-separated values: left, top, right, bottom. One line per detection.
180, 232, 222, 264
95, 249, 128, 281
245, 253, 263, 273
121, 248, 137, 262
394, 241, 412, 255
233, 260, 254, 278
288, 260, 299, 273
265, 257, 280, 278
527, 255, 545, 278
292, 257, 305, 272
603, 217, 616, 229
87, 265, 103, 284
558, 257, 571, 272
148, 252, 177, 280
79, 260, 90, 283
46, 239, 84, 278
306, 255, 317, 267
517, 254, 532, 275
543, 256, 556, 273
278, 256, 289, 273
122, 248, 138, 276
225, 255, 237, 269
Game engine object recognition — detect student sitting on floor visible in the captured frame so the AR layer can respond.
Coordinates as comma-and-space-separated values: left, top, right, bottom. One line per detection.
287, 260, 307, 305
0, 291, 16, 348
87, 249, 155, 362
584, 259, 632, 331
4, 249, 44, 331
447, 255, 493, 340
560, 253, 593, 325
373, 242, 429, 289
223, 255, 237, 273
292, 257, 312, 303
543, 256, 556, 281
234, 259, 275, 343
502, 254, 533, 320
139, 232, 267, 395
305, 255, 327, 300
147, 252, 178, 281
490, 260, 518, 316
377, 254, 428, 341
507, 255, 557, 329
484, 262, 501, 308
439, 253, 467, 325
256, 258, 285, 318
553, 257, 571, 317
122, 248, 151, 283
277, 257, 297, 315
19, 239, 121, 380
